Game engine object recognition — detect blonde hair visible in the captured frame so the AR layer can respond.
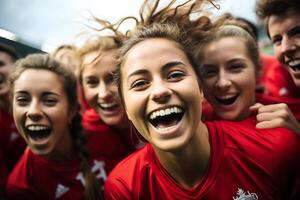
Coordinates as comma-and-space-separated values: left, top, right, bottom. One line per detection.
78, 36, 123, 84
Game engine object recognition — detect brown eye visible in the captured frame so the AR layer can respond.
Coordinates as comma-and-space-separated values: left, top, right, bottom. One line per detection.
130, 79, 149, 90
85, 78, 99, 88
168, 70, 185, 80
15, 96, 30, 106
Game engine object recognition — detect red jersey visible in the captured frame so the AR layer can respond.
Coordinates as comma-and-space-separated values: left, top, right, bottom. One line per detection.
0, 108, 26, 170
6, 109, 137, 200
83, 108, 144, 151
105, 118, 300, 200
257, 55, 298, 97
0, 150, 8, 193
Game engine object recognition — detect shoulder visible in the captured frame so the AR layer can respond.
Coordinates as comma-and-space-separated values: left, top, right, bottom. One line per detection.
6, 149, 36, 199
209, 119, 300, 163
105, 144, 154, 192
107, 144, 153, 180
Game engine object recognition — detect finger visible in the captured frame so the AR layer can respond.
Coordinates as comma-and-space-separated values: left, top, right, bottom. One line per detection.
249, 103, 264, 112
256, 103, 288, 113
256, 118, 285, 129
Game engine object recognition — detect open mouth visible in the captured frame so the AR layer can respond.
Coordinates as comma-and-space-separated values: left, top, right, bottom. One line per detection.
25, 125, 52, 142
97, 103, 119, 112
148, 106, 184, 129
215, 94, 239, 105
287, 59, 300, 72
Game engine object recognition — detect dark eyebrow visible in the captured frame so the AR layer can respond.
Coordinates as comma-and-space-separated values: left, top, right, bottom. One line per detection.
127, 61, 185, 78
42, 91, 60, 97
161, 61, 185, 70
288, 25, 300, 36
14, 91, 60, 97
14, 91, 28, 95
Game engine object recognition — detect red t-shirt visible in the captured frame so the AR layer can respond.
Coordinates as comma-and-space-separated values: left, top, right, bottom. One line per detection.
6, 109, 138, 200
0, 109, 26, 169
82, 108, 143, 151
258, 55, 298, 97
105, 118, 300, 200
0, 150, 8, 194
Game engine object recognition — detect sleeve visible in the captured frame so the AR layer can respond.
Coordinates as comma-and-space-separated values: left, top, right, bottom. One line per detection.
104, 176, 133, 200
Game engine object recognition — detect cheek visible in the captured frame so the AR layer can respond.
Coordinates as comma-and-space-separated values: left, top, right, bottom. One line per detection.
83, 87, 97, 102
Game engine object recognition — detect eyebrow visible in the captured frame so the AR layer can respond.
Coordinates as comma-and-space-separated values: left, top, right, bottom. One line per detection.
127, 61, 185, 78
14, 90, 61, 97
288, 25, 300, 36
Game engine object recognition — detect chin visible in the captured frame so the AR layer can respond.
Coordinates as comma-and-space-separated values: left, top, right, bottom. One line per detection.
102, 117, 124, 127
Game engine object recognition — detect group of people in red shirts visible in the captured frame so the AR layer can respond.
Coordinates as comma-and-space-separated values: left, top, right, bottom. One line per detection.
0, 0, 299, 199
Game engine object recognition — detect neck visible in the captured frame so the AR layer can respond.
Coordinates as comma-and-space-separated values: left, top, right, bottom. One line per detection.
45, 130, 74, 162
155, 122, 211, 189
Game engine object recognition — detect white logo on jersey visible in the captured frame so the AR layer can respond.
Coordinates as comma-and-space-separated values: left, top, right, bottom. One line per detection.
279, 87, 288, 96
233, 188, 258, 200
55, 183, 69, 199
76, 159, 107, 189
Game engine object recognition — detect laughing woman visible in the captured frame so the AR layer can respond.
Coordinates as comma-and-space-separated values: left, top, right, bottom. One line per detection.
6, 54, 103, 200
104, 21, 300, 199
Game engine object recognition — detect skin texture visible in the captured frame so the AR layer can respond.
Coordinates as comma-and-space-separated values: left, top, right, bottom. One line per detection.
200, 36, 300, 135
81, 50, 128, 130
121, 38, 210, 189
200, 37, 256, 121
12, 69, 74, 161
268, 9, 300, 87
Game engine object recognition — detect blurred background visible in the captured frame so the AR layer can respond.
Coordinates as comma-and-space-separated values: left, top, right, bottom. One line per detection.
0, 0, 270, 56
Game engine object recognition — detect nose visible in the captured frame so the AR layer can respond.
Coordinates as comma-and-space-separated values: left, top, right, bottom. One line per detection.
26, 101, 43, 121
150, 79, 171, 103
216, 71, 231, 89
98, 82, 112, 99
281, 36, 296, 54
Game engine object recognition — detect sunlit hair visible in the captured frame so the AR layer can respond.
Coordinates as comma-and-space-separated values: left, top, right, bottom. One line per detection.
255, 0, 300, 36
10, 53, 102, 200
196, 18, 261, 78
92, 0, 218, 102
116, 23, 203, 105
78, 36, 122, 84
52, 44, 78, 58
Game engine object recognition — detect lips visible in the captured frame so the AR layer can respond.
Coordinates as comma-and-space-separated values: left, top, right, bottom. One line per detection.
25, 124, 52, 142
215, 94, 239, 105
148, 106, 184, 129
287, 58, 300, 72
97, 102, 119, 112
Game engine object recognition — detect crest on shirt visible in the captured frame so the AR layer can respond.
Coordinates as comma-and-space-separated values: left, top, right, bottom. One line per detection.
233, 188, 258, 200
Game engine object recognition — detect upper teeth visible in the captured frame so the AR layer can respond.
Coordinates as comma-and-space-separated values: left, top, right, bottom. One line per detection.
27, 125, 48, 131
288, 59, 300, 67
218, 96, 235, 100
149, 106, 183, 120
98, 103, 117, 108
